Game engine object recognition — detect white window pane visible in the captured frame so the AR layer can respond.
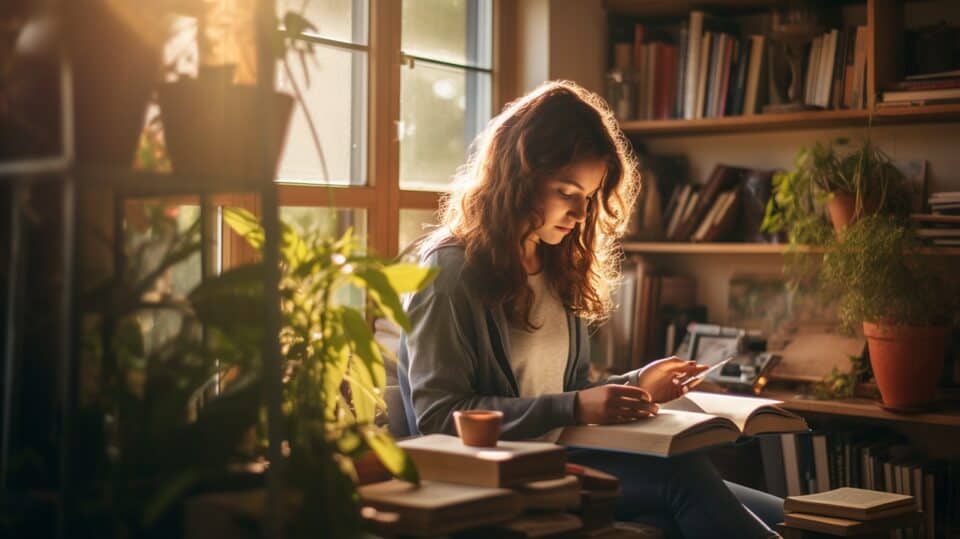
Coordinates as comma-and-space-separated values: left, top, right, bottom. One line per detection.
277, 45, 367, 185
399, 63, 490, 190
399, 208, 438, 256
278, 0, 368, 45
402, 0, 492, 68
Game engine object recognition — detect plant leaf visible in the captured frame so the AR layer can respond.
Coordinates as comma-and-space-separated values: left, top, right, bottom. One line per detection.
223, 207, 265, 250
382, 263, 438, 294
340, 307, 386, 389
351, 268, 411, 332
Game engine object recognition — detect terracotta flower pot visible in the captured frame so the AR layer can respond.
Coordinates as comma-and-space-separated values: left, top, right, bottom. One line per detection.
862, 321, 947, 410
67, 0, 163, 166
827, 193, 879, 232
453, 410, 503, 447
158, 78, 294, 179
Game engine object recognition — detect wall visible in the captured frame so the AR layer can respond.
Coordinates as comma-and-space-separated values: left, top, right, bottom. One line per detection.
514, 0, 606, 95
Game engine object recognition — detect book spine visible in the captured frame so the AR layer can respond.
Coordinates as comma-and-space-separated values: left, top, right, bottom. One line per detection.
684, 11, 704, 120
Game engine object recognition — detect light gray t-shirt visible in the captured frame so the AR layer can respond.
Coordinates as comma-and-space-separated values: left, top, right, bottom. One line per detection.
507, 273, 569, 441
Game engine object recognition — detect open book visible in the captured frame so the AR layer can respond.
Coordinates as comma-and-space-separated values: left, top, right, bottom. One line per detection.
558, 391, 808, 457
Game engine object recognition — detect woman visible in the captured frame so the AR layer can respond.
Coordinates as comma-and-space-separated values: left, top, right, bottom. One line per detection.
397, 80, 783, 539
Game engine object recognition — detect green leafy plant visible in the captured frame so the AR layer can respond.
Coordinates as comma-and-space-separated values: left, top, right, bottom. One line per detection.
817, 214, 957, 330
761, 139, 909, 245
814, 354, 874, 399
222, 207, 437, 537
77, 206, 266, 537
761, 161, 833, 246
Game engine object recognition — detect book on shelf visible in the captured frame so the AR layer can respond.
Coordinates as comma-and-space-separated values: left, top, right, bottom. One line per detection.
743, 35, 766, 115
915, 228, 960, 238
670, 164, 748, 242
910, 213, 960, 224
905, 69, 960, 81
892, 78, 960, 91
357, 479, 522, 536
557, 391, 808, 457
397, 434, 566, 488
882, 87, 960, 103
784, 487, 917, 521
784, 510, 923, 537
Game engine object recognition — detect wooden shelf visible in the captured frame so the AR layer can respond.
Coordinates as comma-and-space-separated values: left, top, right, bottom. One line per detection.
764, 389, 960, 428
621, 242, 960, 256
618, 103, 960, 137
622, 241, 791, 254
604, 0, 781, 18
619, 109, 871, 137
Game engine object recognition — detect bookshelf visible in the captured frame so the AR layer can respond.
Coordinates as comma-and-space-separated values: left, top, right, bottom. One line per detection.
605, 0, 960, 134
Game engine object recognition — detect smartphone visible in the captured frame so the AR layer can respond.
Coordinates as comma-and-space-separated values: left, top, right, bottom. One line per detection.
680, 355, 735, 388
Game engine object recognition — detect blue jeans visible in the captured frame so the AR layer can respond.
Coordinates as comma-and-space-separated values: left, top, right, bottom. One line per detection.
568, 449, 782, 539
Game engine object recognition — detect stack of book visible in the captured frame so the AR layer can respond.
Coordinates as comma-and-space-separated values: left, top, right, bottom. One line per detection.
881, 70, 960, 109
358, 434, 647, 538
912, 192, 960, 245
762, 431, 959, 538
781, 487, 921, 538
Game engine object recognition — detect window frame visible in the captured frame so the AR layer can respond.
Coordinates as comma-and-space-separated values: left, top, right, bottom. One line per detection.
273, 0, 512, 259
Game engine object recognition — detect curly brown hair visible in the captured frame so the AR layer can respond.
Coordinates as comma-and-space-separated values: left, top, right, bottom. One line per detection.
421, 80, 640, 328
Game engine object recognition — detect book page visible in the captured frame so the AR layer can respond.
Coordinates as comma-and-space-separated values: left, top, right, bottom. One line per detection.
681, 391, 785, 431
399, 433, 561, 460
558, 409, 737, 456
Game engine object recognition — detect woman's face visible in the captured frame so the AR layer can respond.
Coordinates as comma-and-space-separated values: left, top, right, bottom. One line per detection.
530, 159, 606, 246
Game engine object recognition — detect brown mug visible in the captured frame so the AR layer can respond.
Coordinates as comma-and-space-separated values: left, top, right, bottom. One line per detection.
453, 410, 503, 447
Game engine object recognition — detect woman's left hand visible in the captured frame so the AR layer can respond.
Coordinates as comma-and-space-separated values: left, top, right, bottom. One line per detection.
633, 356, 709, 403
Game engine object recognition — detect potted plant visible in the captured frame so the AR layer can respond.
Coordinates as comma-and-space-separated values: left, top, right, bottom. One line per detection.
221, 208, 436, 536
762, 139, 910, 240
158, 9, 323, 179
817, 214, 957, 410
808, 139, 908, 231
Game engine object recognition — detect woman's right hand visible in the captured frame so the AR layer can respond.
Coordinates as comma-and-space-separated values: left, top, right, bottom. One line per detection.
574, 384, 659, 425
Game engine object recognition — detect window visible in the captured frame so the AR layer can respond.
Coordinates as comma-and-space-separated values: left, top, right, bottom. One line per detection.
257, 1, 497, 262
399, 0, 493, 191
277, 0, 368, 186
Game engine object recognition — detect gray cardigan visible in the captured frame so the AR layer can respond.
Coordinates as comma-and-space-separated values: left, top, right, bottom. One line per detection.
397, 244, 639, 440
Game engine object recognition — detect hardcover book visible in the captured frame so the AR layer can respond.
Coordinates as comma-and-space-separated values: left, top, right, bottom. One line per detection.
558, 391, 807, 457
784, 487, 917, 521
397, 434, 566, 488
358, 479, 521, 536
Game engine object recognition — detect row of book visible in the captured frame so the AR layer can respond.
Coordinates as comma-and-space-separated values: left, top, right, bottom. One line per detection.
913, 191, 960, 245
802, 27, 870, 111
761, 432, 960, 538
612, 9, 870, 122
594, 258, 704, 374
881, 69, 960, 108
782, 487, 922, 538
660, 164, 772, 243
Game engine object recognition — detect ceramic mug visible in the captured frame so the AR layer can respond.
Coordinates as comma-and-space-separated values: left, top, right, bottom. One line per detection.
452, 410, 503, 447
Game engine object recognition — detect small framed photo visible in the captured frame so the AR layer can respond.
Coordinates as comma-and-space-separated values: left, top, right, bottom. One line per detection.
688, 326, 744, 368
